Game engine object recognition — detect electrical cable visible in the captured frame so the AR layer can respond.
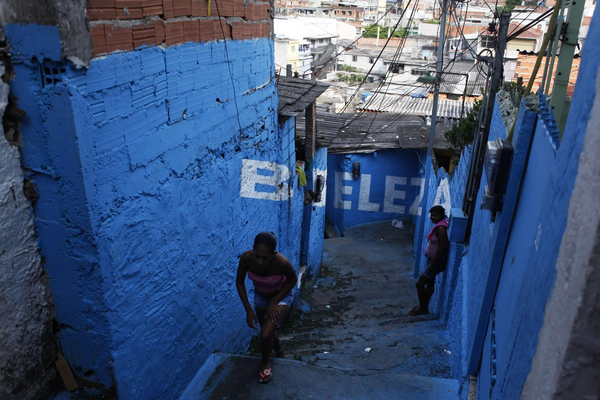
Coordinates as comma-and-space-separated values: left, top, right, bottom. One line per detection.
214, 1, 244, 141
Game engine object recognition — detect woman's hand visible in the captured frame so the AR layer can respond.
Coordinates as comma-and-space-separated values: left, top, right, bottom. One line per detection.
267, 302, 281, 325
246, 310, 258, 330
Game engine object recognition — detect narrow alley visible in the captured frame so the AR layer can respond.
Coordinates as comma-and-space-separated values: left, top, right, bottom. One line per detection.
185, 221, 459, 399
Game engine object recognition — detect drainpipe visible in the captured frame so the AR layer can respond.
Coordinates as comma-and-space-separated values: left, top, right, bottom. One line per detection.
413, 0, 448, 278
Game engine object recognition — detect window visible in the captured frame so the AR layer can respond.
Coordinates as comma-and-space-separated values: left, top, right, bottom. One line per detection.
481, 35, 495, 49
352, 55, 358, 62
411, 69, 427, 76
447, 94, 461, 100
291, 46, 295, 52
369, 57, 375, 64
390, 63, 405, 73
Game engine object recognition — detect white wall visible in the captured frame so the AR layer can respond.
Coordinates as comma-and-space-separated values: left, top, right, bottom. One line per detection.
274, 17, 357, 41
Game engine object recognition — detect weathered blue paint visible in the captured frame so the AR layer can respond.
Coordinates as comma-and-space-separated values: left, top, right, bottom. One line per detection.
479, 106, 556, 399
4, 24, 62, 62
466, 101, 538, 375
325, 149, 421, 234
8, 23, 305, 399
424, 11, 600, 394
489, 10, 600, 398
304, 147, 328, 276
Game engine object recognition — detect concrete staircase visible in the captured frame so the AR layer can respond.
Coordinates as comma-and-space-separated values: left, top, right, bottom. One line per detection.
183, 221, 460, 399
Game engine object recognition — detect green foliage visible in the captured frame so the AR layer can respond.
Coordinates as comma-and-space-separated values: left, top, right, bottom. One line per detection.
336, 72, 365, 83
338, 64, 359, 72
496, 0, 520, 13
363, 24, 408, 38
444, 99, 483, 155
423, 19, 441, 24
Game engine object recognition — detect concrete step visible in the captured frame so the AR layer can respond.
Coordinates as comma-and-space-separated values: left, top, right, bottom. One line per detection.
181, 353, 460, 400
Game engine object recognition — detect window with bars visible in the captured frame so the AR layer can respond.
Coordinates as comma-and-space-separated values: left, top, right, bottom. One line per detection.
481, 35, 495, 49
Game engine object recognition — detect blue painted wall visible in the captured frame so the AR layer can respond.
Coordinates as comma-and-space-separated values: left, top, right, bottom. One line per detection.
7, 24, 306, 399
415, 10, 600, 394
325, 149, 422, 234
490, 9, 600, 397
305, 147, 328, 275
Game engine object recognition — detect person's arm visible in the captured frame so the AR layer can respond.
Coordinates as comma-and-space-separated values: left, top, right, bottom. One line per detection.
236, 254, 258, 329
266, 258, 298, 324
430, 225, 448, 266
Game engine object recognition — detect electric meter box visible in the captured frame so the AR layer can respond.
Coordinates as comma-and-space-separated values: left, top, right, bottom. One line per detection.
484, 139, 514, 195
449, 208, 468, 243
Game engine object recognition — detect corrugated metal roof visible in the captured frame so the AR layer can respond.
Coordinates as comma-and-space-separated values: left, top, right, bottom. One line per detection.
357, 95, 474, 118
276, 76, 330, 117
295, 111, 453, 153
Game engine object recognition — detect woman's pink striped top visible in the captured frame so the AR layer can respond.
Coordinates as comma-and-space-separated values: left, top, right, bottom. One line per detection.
248, 271, 287, 294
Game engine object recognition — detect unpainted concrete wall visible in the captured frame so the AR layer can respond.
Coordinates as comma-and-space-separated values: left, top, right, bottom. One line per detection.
325, 149, 422, 234
0, 62, 59, 399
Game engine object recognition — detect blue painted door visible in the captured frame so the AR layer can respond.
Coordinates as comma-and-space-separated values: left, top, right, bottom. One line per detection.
477, 124, 556, 399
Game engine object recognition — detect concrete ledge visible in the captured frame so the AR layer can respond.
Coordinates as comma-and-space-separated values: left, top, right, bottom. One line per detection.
181, 353, 460, 399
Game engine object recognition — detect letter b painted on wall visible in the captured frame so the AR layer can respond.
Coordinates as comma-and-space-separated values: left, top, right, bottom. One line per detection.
240, 159, 293, 201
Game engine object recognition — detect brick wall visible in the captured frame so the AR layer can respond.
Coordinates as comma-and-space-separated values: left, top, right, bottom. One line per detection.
514, 54, 581, 97
88, 0, 272, 56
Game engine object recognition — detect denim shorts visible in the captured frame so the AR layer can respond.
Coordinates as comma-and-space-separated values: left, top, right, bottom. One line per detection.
252, 288, 295, 309
423, 256, 448, 280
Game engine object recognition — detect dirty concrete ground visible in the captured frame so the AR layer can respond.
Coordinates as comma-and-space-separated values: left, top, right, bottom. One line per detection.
185, 220, 458, 399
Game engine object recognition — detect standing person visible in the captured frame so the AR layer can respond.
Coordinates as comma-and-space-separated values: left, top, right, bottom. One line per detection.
408, 205, 449, 316
236, 232, 298, 383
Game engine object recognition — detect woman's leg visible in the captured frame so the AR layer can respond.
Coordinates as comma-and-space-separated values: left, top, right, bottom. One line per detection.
255, 305, 289, 369
409, 274, 434, 315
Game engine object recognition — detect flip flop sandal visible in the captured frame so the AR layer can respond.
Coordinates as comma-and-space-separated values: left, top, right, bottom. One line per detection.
259, 368, 272, 384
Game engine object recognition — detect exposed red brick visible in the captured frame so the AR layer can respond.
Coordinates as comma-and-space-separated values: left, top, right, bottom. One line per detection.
91, 24, 107, 56
142, 0, 162, 5
216, 19, 231, 40
155, 19, 166, 43
213, 0, 234, 17
183, 20, 200, 42
242, 22, 252, 39
88, 8, 118, 21
200, 19, 214, 41
105, 25, 134, 53
244, 3, 256, 20
89, 0, 117, 7
191, 0, 208, 16
133, 26, 155, 40
231, 20, 243, 40
115, 0, 142, 6
260, 22, 270, 38
116, 7, 144, 19
173, 0, 192, 16
583, 16, 592, 26
260, 3, 270, 19
143, 5, 163, 16
233, 0, 244, 17
165, 20, 185, 46
134, 37, 156, 48
163, 0, 175, 18
251, 23, 261, 38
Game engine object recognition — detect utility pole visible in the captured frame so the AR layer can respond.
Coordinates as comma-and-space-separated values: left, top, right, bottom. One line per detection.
463, 11, 510, 239
550, 0, 585, 136
413, 0, 448, 278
